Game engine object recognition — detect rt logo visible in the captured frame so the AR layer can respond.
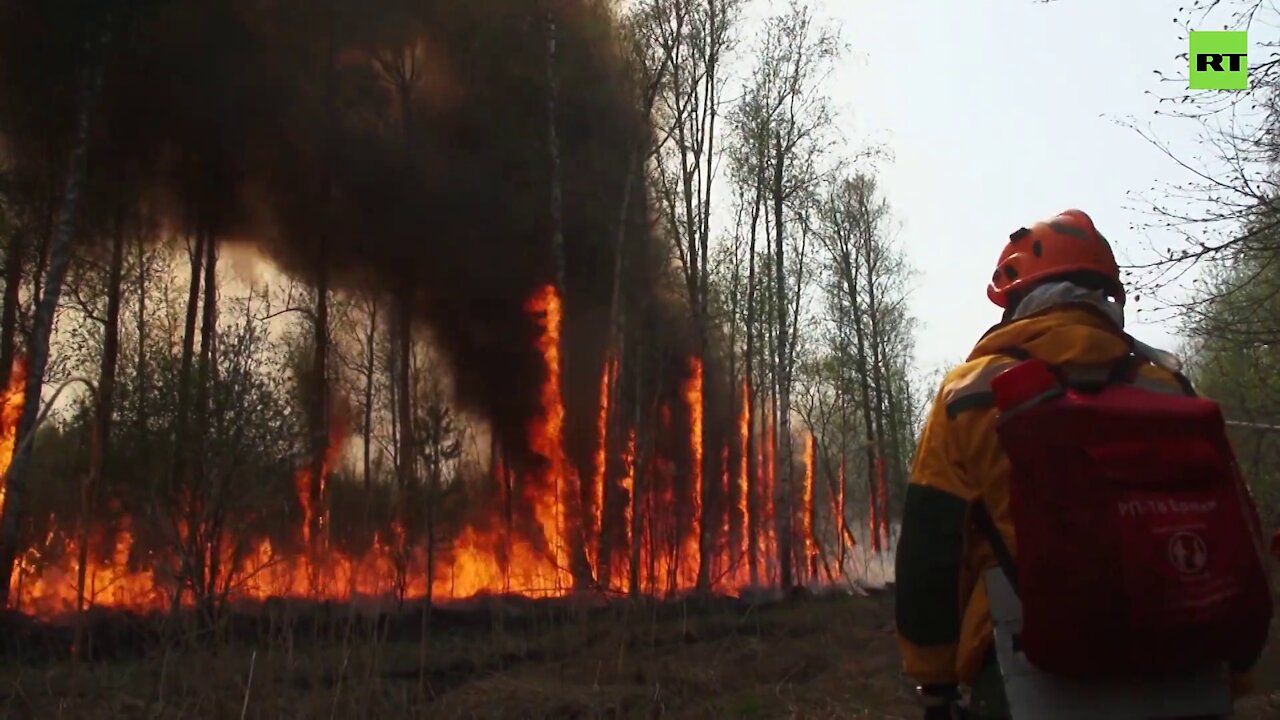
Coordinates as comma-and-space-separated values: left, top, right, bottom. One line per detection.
1190, 31, 1248, 90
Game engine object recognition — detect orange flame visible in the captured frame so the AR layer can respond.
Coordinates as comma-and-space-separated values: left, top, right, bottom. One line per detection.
762, 404, 776, 584
683, 357, 703, 587
525, 284, 575, 590
835, 454, 849, 572
0, 356, 27, 511
616, 429, 636, 586
6, 285, 862, 615
802, 431, 816, 581
737, 378, 749, 567
719, 442, 729, 571
296, 421, 347, 549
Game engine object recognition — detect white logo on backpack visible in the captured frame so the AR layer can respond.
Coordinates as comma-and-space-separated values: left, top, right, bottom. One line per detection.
1168, 531, 1209, 575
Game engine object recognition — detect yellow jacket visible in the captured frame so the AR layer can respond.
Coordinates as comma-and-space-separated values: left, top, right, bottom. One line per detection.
894, 304, 1205, 687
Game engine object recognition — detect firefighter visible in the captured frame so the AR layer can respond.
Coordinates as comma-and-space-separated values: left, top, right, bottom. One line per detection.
893, 209, 1259, 720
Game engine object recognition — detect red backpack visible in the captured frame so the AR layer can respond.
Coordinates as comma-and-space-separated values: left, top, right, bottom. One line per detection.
976, 350, 1274, 681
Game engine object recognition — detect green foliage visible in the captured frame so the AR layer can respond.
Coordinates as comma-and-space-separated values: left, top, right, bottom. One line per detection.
1185, 230, 1280, 529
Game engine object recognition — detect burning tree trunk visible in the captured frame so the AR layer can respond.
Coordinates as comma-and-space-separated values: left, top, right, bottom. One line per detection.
627, 339, 644, 597
743, 172, 761, 588
544, 11, 593, 590
802, 430, 816, 582
0, 30, 106, 605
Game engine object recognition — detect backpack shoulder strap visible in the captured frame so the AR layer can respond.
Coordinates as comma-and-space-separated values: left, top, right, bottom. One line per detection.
972, 501, 1020, 596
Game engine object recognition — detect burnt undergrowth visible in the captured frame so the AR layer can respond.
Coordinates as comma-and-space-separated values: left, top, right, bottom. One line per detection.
0, 586, 876, 666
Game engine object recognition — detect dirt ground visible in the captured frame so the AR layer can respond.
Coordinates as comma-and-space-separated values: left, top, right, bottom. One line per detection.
0, 589, 1276, 719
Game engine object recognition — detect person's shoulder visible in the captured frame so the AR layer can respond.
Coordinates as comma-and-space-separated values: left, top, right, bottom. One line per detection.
938, 355, 1021, 420
1130, 338, 1195, 394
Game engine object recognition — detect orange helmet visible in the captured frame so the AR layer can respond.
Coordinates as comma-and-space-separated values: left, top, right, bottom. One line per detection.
987, 209, 1123, 308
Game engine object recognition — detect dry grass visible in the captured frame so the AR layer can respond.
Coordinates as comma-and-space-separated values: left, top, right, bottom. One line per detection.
0, 590, 1275, 719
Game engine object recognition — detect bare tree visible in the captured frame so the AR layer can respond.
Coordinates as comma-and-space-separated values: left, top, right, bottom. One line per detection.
646, 0, 742, 593
729, 0, 839, 589
0, 23, 109, 604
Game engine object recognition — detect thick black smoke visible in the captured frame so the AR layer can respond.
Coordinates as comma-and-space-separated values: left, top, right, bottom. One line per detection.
0, 0, 728, 479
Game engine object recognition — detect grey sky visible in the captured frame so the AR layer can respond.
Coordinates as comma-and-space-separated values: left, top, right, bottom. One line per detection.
818, 0, 1201, 378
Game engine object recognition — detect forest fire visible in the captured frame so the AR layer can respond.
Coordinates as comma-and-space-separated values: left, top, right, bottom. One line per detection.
0, 285, 884, 620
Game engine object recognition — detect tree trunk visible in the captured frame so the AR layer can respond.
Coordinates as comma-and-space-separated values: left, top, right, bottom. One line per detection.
544, 11, 592, 589
0, 39, 105, 604
627, 332, 643, 597
0, 229, 25, 391
744, 171, 762, 588
311, 0, 340, 549
134, 232, 149, 440
395, 289, 413, 494
193, 231, 217, 615
172, 231, 205, 494
363, 299, 377, 490
545, 12, 566, 292
771, 134, 794, 590
848, 277, 878, 553
309, 266, 329, 553
76, 210, 127, 617
192, 232, 217, 488
693, 1, 721, 597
